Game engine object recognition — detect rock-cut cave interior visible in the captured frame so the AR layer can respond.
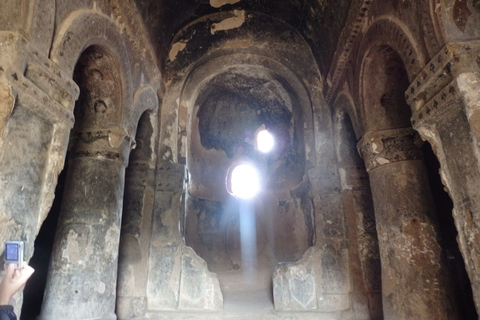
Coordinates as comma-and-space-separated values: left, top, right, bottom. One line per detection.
1, 0, 480, 319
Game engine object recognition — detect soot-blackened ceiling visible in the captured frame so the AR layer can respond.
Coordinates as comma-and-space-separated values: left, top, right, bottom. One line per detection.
133, 0, 353, 75
196, 72, 293, 159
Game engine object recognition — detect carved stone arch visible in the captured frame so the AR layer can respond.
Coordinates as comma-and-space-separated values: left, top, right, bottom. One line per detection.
357, 17, 427, 132
331, 89, 383, 319
131, 85, 159, 130
358, 16, 427, 83
162, 9, 323, 168
128, 85, 159, 163
332, 91, 364, 168
195, 56, 313, 141
331, 93, 364, 188
181, 52, 315, 155
116, 85, 159, 319
49, 10, 135, 127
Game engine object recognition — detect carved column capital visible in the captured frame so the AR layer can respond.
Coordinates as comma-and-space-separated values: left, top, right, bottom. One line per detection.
69, 127, 135, 165
357, 128, 423, 172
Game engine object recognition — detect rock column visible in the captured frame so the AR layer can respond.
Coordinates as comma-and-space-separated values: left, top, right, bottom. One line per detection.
116, 164, 155, 319
40, 127, 132, 320
339, 162, 382, 319
358, 127, 457, 320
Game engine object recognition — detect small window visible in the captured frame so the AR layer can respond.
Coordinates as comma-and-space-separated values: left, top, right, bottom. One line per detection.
256, 128, 274, 153
226, 163, 261, 199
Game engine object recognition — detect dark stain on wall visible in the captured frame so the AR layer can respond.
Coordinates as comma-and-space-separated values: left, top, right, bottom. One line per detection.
133, 0, 352, 76
453, 0, 473, 32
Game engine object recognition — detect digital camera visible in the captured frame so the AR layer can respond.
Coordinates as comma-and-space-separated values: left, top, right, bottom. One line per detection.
4, 241, 24, 269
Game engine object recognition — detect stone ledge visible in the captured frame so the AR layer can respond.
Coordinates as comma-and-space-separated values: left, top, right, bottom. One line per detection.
273, 246, 352, 313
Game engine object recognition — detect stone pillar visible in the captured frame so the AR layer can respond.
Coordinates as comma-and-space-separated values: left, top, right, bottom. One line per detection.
406, 41, 480, 313
339, 163, 382, 319
358, 127, 457, 320
116, 164, 155, 319
116, 109, 157, 320
40, 127, 132, 320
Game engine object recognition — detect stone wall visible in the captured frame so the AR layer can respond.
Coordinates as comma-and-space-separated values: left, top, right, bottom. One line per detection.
0, 0, 479, 319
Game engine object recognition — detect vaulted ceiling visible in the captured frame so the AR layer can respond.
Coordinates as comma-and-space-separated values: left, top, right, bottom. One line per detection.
133, 0, 354, 75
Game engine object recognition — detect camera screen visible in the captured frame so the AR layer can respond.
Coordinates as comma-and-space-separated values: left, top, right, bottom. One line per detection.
5, 243, 19, 260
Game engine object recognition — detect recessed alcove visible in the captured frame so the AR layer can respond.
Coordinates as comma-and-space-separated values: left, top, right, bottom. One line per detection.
182, 62, 314, 315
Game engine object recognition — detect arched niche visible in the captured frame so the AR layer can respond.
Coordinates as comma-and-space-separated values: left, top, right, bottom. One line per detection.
72, 45, 123, 132
162, 9, 323, 171
180, 53, 316, 306
163, 10, 323, 311
360, 45, 412, 132
182, 54, 313, 202
333, 93, 362, 165
356, 18, 427, 135
49, 10, 135, 130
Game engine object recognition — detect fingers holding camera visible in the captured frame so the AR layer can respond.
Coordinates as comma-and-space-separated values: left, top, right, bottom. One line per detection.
0, 262, 35, 305
13, 262, 34, 284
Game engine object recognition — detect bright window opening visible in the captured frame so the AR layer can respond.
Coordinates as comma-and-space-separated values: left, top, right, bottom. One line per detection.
256, 129, 274, 153
230, 164, 261, 199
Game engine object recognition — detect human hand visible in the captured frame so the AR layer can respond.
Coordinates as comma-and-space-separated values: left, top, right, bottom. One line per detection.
0, 262, 34, 305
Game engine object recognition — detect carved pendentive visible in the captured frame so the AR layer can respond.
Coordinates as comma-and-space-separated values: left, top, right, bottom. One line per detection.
357, 128, 423, 171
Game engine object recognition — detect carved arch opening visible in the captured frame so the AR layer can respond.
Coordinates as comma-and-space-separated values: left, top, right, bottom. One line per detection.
360, 45, 412, 132
49, 11, 135, 126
